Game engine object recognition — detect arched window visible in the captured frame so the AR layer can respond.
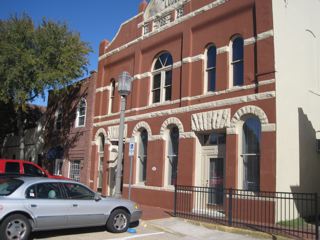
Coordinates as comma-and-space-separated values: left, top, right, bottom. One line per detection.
231, 36, 244, 87
242, 117, 261, 191
137, 129, 148, 183
76, 98, 86, 127
166, 126, 179, 185
109, 79, 116, 114
206, 45, 217, 92
152, 52, 173, 103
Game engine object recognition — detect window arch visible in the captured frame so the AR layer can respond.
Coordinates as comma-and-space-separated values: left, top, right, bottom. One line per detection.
75, 98, 86, 127
205, 44, 217, 92
109, 79, 116, 114
165, 125, 179, 186
241, 116, 261, 191
137, 128, 148, 183
151, 52, 173, 103
231, 36, 244, 87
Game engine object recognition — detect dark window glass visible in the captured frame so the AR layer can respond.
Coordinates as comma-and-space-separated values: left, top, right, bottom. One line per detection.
153, 74, 161, 89
232, 37, 244, 86
168, 126, 179, 185
63, 183, 94, 200
207, 45, 216, 92
0, 178, 23, 196
138, 129, 148, 182
5, 162, 20, 174
242, 117, 261, 191
26, 183, 62, 199
110, 80, 116, 113
24, 163, 44, 177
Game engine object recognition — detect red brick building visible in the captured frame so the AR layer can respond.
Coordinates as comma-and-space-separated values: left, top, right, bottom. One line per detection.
45, 71, 97, 186
91, 0, 320, 212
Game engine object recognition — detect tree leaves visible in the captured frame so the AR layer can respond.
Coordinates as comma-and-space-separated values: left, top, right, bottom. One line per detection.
0, 13, 92, 109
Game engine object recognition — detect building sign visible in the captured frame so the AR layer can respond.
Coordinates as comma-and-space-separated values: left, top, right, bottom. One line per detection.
144, 0, 184, 19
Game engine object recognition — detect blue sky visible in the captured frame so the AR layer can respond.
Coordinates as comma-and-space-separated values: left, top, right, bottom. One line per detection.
0, 0, 144, 106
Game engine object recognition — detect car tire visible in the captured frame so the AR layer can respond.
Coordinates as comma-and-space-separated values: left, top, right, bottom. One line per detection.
0, 214, 31, 240
106, 209, 130, 233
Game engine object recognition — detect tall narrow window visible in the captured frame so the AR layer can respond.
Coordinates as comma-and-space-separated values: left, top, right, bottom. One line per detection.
138, 129, 148, 183
152, 52, 173, 103
98, 134, 105, 192
55, 108, 62, 130
242, 117, 261, 191
167, 126, 179, 185
76, 98, 86, 127
110, 79, 116, 113
232, 36, 244, 86
206, 45, 217, 92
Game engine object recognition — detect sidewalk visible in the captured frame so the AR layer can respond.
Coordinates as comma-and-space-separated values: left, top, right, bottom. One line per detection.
139, 204, 173, 220
138, 205, 272, 239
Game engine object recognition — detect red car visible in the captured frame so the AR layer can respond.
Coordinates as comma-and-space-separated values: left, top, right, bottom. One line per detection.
0, 159, 67, 179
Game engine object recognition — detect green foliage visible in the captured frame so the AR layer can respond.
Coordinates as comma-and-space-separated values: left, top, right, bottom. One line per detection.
0, 13, 92, 109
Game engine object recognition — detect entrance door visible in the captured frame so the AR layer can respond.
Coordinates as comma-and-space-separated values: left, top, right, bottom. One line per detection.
208, 158, 224, 205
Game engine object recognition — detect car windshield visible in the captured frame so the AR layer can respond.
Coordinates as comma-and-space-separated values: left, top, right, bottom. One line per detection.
0, 178, 23, 196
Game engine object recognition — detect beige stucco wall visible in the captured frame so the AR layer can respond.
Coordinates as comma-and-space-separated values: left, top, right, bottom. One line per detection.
273, 0, 320, 194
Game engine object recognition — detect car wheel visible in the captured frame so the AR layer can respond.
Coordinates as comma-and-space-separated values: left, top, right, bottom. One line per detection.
106, 209, 130, 233
0, 214, 31, 240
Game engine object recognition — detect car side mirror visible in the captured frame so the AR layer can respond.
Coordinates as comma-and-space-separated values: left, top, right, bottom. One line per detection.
94, 193, 102, 201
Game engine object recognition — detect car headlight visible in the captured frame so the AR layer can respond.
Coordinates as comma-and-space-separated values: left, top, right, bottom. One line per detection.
134, 203, 140, 210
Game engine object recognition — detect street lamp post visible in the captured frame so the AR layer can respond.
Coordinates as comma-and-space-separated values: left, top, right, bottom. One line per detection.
114, 71, 132, 198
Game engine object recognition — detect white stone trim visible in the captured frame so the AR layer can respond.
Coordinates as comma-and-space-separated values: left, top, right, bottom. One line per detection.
180, 132, 197, 139
107, 124, 128, 140
99, 0, 274, 61
93, 128, 108, 145
149, 135, 164, 141
95, 79, 275, 117
93, 91, 276, 128
132, 121, 153, 138
261, 123, 276, 132
191, 109, 231, 131
160, 117, 184, 135
230, 105, 269, 127
123, 183, 175, 192
182, 54, 205, 64
105, 12, 144, 51
217, 46, 229, 54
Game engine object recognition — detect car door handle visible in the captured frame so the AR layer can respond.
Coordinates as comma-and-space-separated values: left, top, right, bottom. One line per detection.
31, 204, 37, 208
73, 204, 78, 207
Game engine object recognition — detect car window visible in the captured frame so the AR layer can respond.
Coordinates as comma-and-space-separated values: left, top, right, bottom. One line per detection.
63, 183, 94, 200
0, 178, 23, 196
5, 162, 20, 174
26, 182, 62, 199
23, 163, 45, 177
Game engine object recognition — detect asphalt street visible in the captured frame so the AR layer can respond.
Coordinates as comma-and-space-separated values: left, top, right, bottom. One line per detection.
31, 218, 265, 240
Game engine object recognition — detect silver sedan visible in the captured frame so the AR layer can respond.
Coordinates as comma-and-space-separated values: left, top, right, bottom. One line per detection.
0, 177, 142, 240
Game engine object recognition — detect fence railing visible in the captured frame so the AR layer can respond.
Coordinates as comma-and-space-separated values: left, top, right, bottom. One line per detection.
174, 185, 319, 239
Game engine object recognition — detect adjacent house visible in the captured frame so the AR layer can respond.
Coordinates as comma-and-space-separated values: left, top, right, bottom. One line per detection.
45, 71, 97, 185
91, 0, 320, 213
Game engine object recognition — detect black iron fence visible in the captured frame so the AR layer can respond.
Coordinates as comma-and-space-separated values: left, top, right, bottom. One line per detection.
174, 185, 319, 239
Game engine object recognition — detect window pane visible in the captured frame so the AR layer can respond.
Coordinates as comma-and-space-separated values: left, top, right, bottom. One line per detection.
165, 70, 172, 86
165, 86, 171, 101
154, 59, 162, 70
233, 61, 243, 86
64, 183, 94, 200
32, 183, 62, 199
24, 164, 44, 177
153, 89, 160, 103
208, 69, 216, 91
243, 155, 260, 191
243, 117, 261, 154
207, 46, 216, 68
232, 37, 244, 61
5, 162, 20, 174
153, 74, 161, 89
69, 160, 81, 182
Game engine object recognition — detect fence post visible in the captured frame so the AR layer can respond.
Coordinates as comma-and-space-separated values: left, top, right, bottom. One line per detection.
316, 193, 319, 240
174, 184, 177, 217
228, 188, 233, 226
